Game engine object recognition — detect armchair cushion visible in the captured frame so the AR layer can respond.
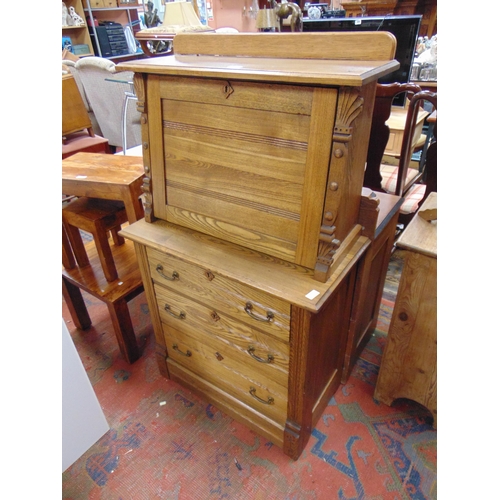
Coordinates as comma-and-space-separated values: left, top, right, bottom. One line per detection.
380, 164, 420, 195
380, 163, 426, 215
400, 183, 427, 215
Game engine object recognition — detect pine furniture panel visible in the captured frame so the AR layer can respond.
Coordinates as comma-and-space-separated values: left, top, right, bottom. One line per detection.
121, 218, 369, 459
118, 32, 398, 459
118, 31, 398, 282
374, 192, 437, 427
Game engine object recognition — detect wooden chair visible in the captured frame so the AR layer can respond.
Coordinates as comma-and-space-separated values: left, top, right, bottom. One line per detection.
364, 83, 437, 225
62, 73, 111, 159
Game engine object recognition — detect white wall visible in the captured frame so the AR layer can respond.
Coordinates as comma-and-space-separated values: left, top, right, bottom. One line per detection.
62, 319, 109, 472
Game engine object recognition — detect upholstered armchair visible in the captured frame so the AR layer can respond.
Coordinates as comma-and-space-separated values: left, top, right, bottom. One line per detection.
72, 57, 142, 151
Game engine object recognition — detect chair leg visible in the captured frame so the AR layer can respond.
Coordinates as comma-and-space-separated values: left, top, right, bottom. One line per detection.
64, 222, 90, 268
93, 222, 119, 282
106, 299, 140, 364
62, 277, 91, 330
110, 225, 125, 246
62, 224, 76, 270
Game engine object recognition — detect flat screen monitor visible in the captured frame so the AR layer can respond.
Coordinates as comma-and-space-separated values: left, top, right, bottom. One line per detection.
302, 15, 422, 105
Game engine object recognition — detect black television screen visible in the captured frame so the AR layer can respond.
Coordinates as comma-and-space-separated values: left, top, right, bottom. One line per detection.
302, 15, 422, 100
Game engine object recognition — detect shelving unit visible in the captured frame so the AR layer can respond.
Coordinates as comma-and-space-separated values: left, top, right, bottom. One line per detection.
83, 0, 144, 60
62, 0, 94, 56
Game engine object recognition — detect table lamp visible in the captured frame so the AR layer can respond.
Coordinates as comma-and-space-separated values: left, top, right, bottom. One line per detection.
255, 7, 278, 32
135, 0, 214, 56
162, 1, 203, 26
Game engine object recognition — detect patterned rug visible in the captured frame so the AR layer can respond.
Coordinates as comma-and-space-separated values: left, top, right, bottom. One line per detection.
62, 250, 437, 499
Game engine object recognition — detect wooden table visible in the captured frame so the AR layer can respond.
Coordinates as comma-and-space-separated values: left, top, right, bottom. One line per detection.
62, 151, 146, 364
374, 192, 437, 427
62, 152, 145, 223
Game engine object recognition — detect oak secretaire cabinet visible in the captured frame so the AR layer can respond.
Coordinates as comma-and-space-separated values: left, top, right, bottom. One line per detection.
119, 32, 398, 459
119, 32, 397, 282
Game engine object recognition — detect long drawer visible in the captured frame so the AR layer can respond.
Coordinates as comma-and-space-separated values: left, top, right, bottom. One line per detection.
162, 322, 288, 426
154, 283, 289, 388
147, 246, 290, 342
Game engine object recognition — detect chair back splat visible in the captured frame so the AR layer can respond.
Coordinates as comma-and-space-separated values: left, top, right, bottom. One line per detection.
363, 82, 437, 225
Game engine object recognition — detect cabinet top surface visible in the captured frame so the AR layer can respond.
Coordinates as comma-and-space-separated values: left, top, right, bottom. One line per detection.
118, 32, 399, 86
397, 192, 437, 257
121, 219, 369, 312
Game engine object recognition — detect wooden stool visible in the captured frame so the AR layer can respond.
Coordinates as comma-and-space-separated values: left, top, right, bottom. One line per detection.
62, 197, 128, 282
62, 236, 144, 364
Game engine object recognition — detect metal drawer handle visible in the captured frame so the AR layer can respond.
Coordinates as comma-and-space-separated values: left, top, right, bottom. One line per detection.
164, 304, 186, 320
156, 264, 179, 281
249, 387, 274, 405
173, 344, 191, 357
248, 346, 274, 364
244, 302, 274, 322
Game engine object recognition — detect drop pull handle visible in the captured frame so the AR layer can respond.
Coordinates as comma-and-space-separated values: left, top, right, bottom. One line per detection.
156, 264, 179, 281
173, 344, 191, 357
247, 346, 274, 364
244, 302, 274, 322
249, 387, 274, 405
164, 304, 186, 320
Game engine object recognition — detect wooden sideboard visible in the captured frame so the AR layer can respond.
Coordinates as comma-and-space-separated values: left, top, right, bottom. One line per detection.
374, 192, 437, 427
341, 1, 398, 17
118, 32, 398, 459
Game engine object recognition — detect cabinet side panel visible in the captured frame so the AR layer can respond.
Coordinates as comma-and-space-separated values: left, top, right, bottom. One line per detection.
328, 81, 377, 243
133, 242, 169, 378
295, 87, 339, 269
147, 75, 168, 221
309, 269, 354, 424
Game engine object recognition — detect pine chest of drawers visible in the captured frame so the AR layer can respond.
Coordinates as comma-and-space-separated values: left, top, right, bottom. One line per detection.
119, 32, 398, 459
121, 218, 370, 459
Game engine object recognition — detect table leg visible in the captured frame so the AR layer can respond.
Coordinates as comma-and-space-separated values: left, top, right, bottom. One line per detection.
122, 190, 144, 224
62, 277, 91, 330
64, 222, 90, 268
106, 299, 140, 364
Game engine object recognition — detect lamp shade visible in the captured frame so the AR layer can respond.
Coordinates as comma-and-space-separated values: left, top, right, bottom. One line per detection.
163, 1, 202, 26
255, 8, 278, 29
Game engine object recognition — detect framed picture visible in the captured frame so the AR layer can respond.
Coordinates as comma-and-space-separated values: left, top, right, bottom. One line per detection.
62, 36, 73, 53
